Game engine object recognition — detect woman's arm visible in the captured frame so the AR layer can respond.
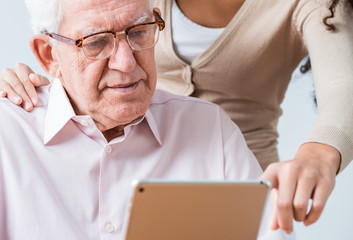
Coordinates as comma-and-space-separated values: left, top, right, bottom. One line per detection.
262, 0, 353, 233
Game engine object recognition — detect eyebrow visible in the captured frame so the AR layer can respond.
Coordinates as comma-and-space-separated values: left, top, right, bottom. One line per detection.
81, 12, 151, 36
133, 13, 150, 25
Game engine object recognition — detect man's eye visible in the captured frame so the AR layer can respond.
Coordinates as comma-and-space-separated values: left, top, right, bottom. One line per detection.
85, 38, 106, 48
87, 41, 100, 47
130, 30, 147, 37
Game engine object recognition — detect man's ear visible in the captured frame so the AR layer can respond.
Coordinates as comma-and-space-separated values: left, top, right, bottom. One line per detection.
153, 7, 161, 17
29, 35, 61, 78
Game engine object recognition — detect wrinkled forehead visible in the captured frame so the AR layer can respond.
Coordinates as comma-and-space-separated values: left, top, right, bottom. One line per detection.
59, 0, 152, 36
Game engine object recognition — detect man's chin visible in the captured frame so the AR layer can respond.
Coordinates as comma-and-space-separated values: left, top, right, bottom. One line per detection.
97, 104, 148, 126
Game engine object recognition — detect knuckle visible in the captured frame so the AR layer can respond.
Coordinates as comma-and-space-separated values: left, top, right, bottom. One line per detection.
281, 163, 300, 177
293, 215, 304, 222
21, 76, 30, 84
26, 88, 34, 95
293, 201, 307, 212
266, 163, 276, 171
303, 169, 320, 181
262, 166, 273, 177
317, 178, 329, 188
12, 81, 24, 89
261, 164, 275, 178
312, 202, 325, 212
1, 68, 12, 79
317, 177, 335, 190
291, 161, 304, 171
14, 62, 25, 70
277, 201, 292, 211
266, 161, 288, 174
7, 92, 20, 103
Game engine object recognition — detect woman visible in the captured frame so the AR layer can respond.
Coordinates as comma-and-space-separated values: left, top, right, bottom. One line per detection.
1, 0, 352, 234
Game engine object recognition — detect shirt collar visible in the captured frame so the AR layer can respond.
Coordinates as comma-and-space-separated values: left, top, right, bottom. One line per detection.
144, 109, 162, 145
44, 80, 76, 145
44, 79, 162, 146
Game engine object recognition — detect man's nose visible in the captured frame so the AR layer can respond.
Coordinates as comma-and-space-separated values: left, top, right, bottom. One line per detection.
108, 36, 137, 72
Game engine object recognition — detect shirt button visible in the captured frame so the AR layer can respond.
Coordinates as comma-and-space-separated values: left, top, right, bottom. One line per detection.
80, 120, 89, 127
105, 223, 115, 233
105, 146, 112, 153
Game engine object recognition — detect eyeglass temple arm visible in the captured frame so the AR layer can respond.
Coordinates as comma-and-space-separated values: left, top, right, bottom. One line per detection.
41, 31, 82, 47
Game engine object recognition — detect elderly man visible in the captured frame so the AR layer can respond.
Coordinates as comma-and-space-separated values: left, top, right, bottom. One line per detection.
0, 0, 288, 239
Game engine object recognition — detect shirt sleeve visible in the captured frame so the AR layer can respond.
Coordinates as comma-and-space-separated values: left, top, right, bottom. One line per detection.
293, 0, 353, 172
219, 105, 263, 180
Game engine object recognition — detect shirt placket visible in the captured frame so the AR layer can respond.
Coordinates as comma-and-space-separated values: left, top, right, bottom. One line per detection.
98, 129, 133, 240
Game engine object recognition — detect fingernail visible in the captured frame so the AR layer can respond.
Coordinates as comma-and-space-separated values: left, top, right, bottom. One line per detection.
14, 96, 22, 104
25, 102, 32, 110
31, 97, 38, 105
29, 73, 37, 85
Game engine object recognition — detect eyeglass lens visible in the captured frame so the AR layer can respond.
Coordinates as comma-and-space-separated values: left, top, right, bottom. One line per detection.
82, 24, 159, 60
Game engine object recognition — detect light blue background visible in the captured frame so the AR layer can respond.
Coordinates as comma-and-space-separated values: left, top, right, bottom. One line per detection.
1, 1, 352, 239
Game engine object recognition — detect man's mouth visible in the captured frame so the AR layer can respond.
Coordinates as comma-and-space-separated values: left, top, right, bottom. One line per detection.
110, 80, 141, 93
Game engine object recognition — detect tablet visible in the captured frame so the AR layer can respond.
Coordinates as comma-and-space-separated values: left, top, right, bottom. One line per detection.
123, 180, 271, 240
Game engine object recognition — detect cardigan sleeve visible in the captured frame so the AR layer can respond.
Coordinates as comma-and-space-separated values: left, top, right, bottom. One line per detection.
293, 0, 353, 173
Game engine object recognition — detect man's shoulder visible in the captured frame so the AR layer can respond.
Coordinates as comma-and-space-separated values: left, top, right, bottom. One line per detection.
149, 89, 234, 130
149, 90, 240, 148
0, 84, 51, 125
0, 84, 51, 109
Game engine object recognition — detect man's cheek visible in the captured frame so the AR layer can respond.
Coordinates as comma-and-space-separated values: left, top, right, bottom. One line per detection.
75, 52, 91, 72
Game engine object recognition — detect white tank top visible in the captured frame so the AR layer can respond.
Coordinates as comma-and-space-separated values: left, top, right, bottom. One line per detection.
171, 1, 225, 64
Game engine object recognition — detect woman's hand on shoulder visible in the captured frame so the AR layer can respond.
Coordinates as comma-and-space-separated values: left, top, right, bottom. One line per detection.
0, 63, 50, 111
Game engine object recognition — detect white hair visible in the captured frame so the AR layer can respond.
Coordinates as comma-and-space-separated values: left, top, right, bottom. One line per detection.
24, 0, 62, 34
25, 0, 153, 34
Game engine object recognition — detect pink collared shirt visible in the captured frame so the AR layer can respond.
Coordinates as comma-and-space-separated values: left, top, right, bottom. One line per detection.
0, 80, 288, 240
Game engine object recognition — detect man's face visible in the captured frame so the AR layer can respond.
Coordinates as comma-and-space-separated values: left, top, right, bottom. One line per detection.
52, 0, 157, 131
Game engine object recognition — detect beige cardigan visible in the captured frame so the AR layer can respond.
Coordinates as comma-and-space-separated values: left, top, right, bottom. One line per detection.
153, 0, 353, 171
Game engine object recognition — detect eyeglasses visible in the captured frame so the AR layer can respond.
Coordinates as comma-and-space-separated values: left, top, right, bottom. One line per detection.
42, 10, 165, 60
